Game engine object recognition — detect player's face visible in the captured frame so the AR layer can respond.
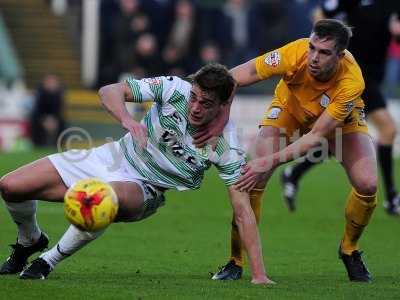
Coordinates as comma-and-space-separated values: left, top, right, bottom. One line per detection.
188, 84, 222, 127
307, 33, 343, 81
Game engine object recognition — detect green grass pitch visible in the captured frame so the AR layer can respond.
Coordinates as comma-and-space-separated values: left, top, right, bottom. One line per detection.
0, 150, 399, 299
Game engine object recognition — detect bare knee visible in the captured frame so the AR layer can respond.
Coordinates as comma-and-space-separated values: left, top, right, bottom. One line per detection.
372, 112, 397, 144
353, 175, 378, 196
378, 124, 397, 144
0, 174, 21, 202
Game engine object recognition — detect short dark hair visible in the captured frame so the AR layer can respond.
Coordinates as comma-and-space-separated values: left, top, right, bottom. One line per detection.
190, 63, 235, 104
312, 19, 352, 52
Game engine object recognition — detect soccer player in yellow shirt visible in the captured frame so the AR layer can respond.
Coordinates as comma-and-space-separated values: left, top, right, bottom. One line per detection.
211, 19, 377, 282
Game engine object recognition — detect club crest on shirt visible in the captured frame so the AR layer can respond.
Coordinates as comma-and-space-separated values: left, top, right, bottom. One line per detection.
345, 101, 354, 113
266, 107, 282, 119
264, 51, 281, 67
320, 94, 330, 108
196, 146, 210, 159
358, 108, 366, 125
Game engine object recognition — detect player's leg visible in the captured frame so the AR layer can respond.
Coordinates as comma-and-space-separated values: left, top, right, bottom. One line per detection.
230, 126, 282, 263
20, 180, 151, 279
213, 126, 282, 280
213, 105, 300, 280
368, 108, 399, 215
281, 148, 327, 211
335, 132, 377, 282
0, 157, 68, 202
363, 74, 399, 215
0, 157, 68, 275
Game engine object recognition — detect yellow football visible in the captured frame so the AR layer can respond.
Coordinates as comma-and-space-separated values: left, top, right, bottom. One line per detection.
64, 178, 118, 231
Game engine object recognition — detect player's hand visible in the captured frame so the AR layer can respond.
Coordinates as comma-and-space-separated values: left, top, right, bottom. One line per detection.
251, 276, 276, 285
234, 158, 275, 192
122, 117, 147, 148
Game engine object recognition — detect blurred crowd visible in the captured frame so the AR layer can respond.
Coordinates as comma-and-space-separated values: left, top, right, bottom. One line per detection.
97, 0, 320, 86
1, 0, 400, 151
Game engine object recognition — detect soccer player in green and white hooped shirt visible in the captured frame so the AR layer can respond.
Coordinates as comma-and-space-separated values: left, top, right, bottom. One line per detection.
0, 63, 274, 284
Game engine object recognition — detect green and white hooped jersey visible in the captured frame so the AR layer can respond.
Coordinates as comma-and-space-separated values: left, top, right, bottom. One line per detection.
119, 76, 245, 191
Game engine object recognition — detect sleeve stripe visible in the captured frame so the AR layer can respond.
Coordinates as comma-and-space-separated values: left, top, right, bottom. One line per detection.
126, 78, 143, 103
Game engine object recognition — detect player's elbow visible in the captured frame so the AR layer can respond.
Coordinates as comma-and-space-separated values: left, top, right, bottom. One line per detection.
98, 85, 111, 104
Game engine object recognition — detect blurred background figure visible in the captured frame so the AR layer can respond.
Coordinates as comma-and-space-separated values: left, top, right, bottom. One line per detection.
0, 0, 399, 153
30, 74, 65, 147
192, 42, 221, 72
168, 0, 197, 60
161, 44, 188, 76
99, 0, 150, 86
385, 36, 400, 99
129, 32, 163, 78
286, 0, 320, 40
217, 0, 259, 66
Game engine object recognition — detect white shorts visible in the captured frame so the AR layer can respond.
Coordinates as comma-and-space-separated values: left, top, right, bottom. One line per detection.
48, 142, 165, 219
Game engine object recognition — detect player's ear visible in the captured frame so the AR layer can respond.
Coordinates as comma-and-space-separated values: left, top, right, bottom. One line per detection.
338, 51, 345, 59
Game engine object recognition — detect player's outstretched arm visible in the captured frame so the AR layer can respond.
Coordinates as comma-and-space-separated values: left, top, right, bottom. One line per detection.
99, 83, 147, 147
230, 59, 261, 87
235, 111, 340, 192
227, 186, 274, 284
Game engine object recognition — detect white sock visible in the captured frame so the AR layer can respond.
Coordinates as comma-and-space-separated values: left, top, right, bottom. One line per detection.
5, 200, 41, 246
40, 225, 105, 268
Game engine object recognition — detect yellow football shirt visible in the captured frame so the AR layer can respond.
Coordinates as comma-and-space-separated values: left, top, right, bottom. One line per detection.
255, 38, 365, 127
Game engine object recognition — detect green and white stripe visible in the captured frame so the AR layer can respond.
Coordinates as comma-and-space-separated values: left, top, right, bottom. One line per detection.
121, 76, 245, 191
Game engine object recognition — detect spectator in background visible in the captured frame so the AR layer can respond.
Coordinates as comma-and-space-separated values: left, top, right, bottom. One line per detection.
161, 44, 187, 76
129, 33, 163, 78
286, 0, 320, 40
217, 0, 258, 66
385, 37, 400, 98
167, 0, 199, 67
141, 0, 175, 50
30, 74, 65, 147
99, 0, 151, 85
192, 41, 221, 72
114, 0, 151, 63
161, 0, 200, 76
168, 0, 197, 59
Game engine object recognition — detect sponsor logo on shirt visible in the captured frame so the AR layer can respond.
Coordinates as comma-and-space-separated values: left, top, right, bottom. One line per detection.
161, 130, 201, 167
143, 77, 162, 85
196, 146, 210, 159
320, 94, 330, 108
266, 107, 282, 119
264, 51, 281, 68
172, 112, 182, 124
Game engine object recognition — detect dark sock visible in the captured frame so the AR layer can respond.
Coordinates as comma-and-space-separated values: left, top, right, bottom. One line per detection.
289, 150, 324, 183
377, 144, 397, 201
